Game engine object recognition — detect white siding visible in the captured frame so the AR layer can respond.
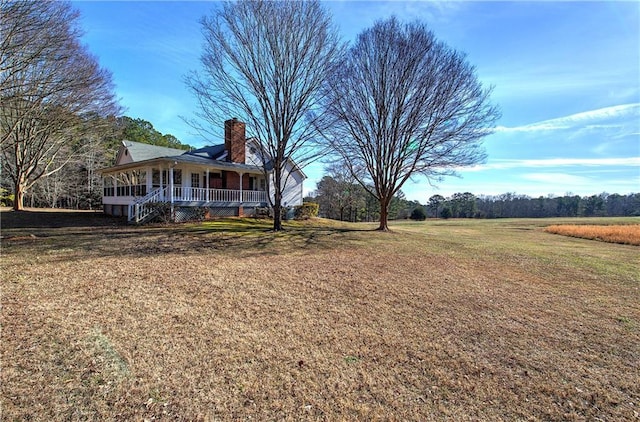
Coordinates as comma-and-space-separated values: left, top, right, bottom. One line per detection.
282, 169, 304, 207
269, 162, 305, 207
102, 196, 133, 205
245, 141, 263, 167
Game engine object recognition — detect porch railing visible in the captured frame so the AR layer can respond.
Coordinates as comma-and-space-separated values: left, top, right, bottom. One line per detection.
127, 187, 268, 223
172, 188, 267, 204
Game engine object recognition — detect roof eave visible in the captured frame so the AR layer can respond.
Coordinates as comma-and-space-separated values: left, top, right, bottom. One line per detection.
98, 156, 264, 175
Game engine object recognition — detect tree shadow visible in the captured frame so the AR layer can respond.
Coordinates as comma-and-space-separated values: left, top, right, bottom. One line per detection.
1, 209, 124, 230
1, 210, 372, 261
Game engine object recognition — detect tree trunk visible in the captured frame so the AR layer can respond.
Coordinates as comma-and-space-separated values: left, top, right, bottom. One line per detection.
13, 182, 25, 211
377, 196, 390, 231
273, 191, 283, 231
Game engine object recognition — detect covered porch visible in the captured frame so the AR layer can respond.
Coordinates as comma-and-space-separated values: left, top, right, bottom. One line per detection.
101, 162, 269, 222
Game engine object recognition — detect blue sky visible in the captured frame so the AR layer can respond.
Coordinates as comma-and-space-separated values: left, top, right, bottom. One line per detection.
74, 1, 640, 202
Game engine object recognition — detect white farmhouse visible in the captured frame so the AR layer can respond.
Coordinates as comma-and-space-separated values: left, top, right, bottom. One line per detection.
100, 118, 305, 223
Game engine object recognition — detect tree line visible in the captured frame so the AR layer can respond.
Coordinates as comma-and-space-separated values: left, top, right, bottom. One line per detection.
307, 174, 640, 221
427, 192, 640, 219
306, 164, 425, 222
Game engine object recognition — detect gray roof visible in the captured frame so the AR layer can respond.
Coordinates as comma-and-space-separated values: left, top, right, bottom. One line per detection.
122, 140, 188, 162
102, 140, 264, 174
186, 144, 226, 160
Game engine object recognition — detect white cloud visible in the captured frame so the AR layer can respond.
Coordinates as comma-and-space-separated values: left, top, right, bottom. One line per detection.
495, 103, 640, 133
521, 172, 590, 185
463, 157, 640, 172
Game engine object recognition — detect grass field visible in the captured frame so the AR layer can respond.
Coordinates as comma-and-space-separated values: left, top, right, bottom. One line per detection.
1, 210, 639, 421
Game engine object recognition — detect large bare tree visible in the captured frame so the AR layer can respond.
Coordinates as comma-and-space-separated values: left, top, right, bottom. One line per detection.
0, 0, 119, 210
185, 0, 341, 231
320, 18, 500, 230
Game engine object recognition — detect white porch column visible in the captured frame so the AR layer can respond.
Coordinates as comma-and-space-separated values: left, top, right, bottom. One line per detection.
239, 172, 243, 202
206, 169, 210, 201
159, 167, 164, 200
146, 166, 152, 195
169, 166, 174, 204
114, 174, 119, 197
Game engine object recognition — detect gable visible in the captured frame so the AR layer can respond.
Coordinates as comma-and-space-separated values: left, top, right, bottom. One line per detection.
245, 138, 264, 168
243, 138, 306, 180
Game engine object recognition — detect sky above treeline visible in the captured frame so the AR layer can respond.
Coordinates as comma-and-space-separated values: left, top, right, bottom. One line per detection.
73, 1, 640, 202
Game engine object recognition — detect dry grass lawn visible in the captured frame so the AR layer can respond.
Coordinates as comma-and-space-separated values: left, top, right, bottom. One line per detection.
1, 210, 639, 421
545, 224, 640, 246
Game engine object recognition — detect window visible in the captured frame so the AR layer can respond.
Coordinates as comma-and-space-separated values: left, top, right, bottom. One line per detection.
191, 172, 200, 188
103, 176, 115, 196
152, 169, 170, 187
132, 170, 147, 196
116, 173, 129, 196
151, 169, 181, 187
152, 169, 160, 186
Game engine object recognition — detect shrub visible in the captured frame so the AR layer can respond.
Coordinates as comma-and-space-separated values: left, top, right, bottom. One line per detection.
294, 202, 319, 220
0, 188, 14, 207
192, 207, 208, 222
283, 206, 295, 221
255, 207, 271, 218
410, 207, 426, 221
1, 194, 14, 207
147, 202, 173, 224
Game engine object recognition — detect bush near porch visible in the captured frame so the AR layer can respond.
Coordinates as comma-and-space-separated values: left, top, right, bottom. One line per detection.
294, 202, 319, 220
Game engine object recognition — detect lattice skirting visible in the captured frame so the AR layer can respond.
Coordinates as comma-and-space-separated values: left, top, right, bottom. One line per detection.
174, 207, 207, 222
206, 207, 239, 218
173, 206, 258, 222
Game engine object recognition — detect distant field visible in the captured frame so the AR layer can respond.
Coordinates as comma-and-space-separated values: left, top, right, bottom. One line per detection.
1, 210, 639, 421
545, 223, 640, 245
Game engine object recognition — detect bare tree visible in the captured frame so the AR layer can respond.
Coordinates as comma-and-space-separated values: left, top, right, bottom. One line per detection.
29, 115, 117, 209
314, 162, 370, 222
320, 18, 500, 230
0, 0, 119, 210
185, 0, 341, 231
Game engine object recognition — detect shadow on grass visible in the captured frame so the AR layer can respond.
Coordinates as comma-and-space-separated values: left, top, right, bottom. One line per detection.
1, 210, 372, 260
1, 208, 124, 229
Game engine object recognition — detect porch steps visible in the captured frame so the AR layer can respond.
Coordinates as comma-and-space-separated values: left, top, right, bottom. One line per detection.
128, 187, 166, 224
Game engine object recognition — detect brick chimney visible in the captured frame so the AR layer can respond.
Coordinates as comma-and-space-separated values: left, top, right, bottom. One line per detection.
224, 118, 246, 164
